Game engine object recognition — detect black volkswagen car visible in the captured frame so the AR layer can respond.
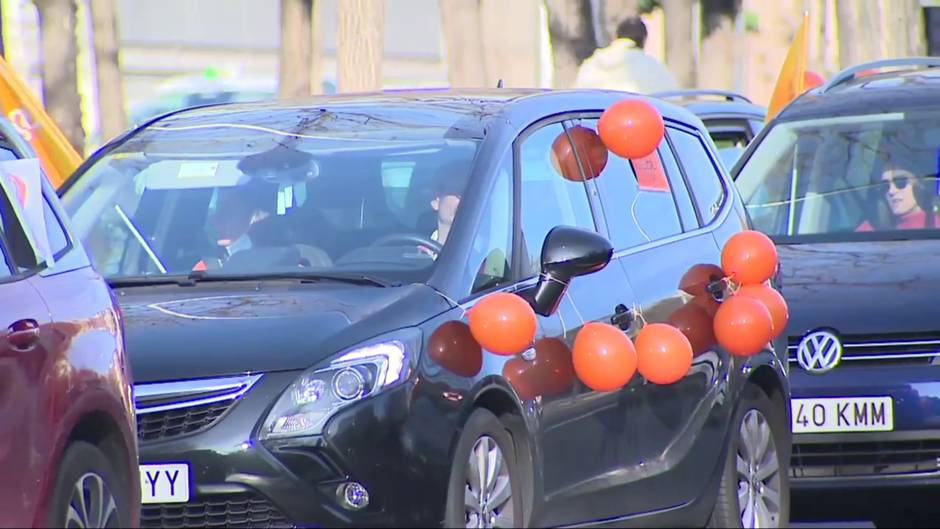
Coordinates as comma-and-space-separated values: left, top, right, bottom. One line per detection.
61, 89, 789, 528
731, 58, 940, 523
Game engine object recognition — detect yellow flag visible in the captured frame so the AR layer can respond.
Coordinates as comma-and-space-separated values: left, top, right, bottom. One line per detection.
766, 12, 810, 123
0, 55, 83, 188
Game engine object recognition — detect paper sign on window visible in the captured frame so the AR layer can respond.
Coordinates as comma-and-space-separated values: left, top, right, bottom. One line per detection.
631, 152, 670, 192
0, 158, 53, 264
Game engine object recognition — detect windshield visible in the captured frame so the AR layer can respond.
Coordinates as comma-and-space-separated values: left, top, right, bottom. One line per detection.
62, 106, 482, 284
734, 110, 940, 238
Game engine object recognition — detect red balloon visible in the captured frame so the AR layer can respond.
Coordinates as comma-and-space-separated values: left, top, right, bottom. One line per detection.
469, 292, 537, 355
679, 263, 725, 297
667, 303, 716, 356
503, 338, 576, 400
572, 322, 638, 392
736, 284, 789, 339
713, 295, 774, 357
598, 99, 665, 160
551, 126, 609, 181
692, 294, 721, 319
804, 70, 825, 90
721, 230, 778, 286
428, 321, 483, 377
635, 323, 694, 385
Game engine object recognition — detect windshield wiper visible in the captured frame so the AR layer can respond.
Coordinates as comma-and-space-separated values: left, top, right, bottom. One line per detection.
108, 271, 399, 289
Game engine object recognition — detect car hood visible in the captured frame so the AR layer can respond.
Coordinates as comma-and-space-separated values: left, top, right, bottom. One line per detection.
779, 238, 940, 340
117, 281, 449, 383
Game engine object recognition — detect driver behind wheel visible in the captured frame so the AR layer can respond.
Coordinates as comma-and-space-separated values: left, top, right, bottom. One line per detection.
420, 167, 467, 257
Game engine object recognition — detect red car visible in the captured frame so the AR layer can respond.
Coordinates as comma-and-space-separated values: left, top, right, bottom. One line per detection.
0, 115, 139, 527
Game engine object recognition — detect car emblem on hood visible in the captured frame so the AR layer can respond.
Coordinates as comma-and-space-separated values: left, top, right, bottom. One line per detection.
797, 330, 843, 373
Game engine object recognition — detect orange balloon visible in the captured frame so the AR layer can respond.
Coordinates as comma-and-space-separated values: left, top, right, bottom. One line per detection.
804, 70, 825, 90
721, 230, 778, 286
551, 126, 609, 181
468, 292, 537, 356
572, 322, 637, 392
428, 321, 483, 377
635, 323, 694, 385
667, 303, 716, 356
713, 295, 774, 357
736, 284, 789, 339
598, 99, 665, 160
679, 263, 725, 297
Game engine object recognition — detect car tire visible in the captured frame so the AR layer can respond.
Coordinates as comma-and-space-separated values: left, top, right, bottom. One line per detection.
445, 408, 524, 528
709, 384, 790, 529
46, 440, 130, 528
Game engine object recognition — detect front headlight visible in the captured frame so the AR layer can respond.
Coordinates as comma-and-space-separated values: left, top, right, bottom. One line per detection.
261, 329, 420, 439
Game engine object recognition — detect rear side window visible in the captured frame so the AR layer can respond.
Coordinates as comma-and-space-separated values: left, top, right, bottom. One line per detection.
0, 180, 40, 272
43, 195, 69, 259
669, 128, 727, 223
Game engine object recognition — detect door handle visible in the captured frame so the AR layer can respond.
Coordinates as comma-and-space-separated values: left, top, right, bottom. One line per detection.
610, 304, 634, 330
7, 319, 40, 351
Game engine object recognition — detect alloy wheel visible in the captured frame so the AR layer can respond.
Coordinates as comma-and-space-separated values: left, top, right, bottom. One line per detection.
464, 435, 514, 528
736, 409, 783, 528
64, 472, 121, 528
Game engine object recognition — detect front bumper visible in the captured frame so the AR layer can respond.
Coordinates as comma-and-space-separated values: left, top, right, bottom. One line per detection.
137, 371, 449, 528
788, 363, 940, 490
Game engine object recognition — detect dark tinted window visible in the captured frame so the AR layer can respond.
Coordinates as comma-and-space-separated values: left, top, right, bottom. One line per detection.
0, 181, 39, 272
518, 122, 596, 276
669, 129, 727, 223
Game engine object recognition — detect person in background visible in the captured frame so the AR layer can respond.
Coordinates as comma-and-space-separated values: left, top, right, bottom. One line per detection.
574, 15, 680, 94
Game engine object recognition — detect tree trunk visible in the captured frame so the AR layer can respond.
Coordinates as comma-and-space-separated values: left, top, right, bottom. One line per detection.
479, 0, 541, 87
439, 0, 486, 88
698, 14, 735, 90
596, 0, 640, 47
89, 0, 125, 144
337, 0, 385, 92
33, 0, 83, 152
663, 0, 696, 88
544, 0, 596, 88
279, 0, 313, 98
836, 0, 880, 69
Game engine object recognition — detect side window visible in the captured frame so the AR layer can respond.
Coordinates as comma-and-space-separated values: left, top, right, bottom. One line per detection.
657, 139, 699, 230
572, 118, 682, 250
0, 178, 40, 272
668, 128, 727, 224
467, 153, 512, 295
518, 122, 596, 277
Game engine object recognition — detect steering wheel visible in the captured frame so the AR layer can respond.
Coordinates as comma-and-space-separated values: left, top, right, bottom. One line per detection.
371, 233, 443, 254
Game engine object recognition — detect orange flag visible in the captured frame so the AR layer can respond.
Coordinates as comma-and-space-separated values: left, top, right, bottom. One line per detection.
0, 55, 83, 188
766, 12, 811, 123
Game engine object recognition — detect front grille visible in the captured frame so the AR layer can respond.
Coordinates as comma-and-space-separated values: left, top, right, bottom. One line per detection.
788, 332, 940, 369
792, 440, 940, 478
137, 400, 234, 442
141, 493, 294, 529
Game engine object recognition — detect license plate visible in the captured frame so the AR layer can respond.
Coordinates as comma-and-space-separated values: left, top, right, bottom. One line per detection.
140, 463, 190, 504
791, 397, 894, 433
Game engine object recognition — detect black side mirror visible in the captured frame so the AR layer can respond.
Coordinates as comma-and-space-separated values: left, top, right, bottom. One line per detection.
526, 226, 613, 316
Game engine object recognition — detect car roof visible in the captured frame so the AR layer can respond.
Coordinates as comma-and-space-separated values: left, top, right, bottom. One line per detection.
776, 65, 940, 122
145, 88, 706, 139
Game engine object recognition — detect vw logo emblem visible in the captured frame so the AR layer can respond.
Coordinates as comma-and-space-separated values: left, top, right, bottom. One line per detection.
797, 330, 843, 373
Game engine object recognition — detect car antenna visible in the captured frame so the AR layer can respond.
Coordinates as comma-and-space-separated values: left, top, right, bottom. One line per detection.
496, 79, 504, 88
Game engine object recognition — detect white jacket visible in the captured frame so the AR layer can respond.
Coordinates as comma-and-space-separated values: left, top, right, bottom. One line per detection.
574, 39, 680, 94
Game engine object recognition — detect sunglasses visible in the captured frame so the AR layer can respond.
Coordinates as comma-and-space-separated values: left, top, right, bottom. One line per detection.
881, 176, 911, 191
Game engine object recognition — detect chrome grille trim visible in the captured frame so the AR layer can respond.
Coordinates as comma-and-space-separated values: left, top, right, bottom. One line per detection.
135, 374, 263, 415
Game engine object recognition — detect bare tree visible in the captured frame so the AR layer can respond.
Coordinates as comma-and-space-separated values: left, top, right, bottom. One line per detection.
439, 0, 486, 88
33, 0, 84, 152
279, 0, 313, 98
544, 0, 596, 88
836, 0, 880, 68
663, 0, 696, 88
337, 0, 385, 92
698, 0, 740, 90
479, 0, 541, 87
878, 0, 926, 59
89, 0, 126, 143
596, 0, 640, 46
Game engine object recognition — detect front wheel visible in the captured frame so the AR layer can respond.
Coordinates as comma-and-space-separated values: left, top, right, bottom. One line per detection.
46, 441, 130, 528
709, 384, 790, 528
445, 409, 523, 528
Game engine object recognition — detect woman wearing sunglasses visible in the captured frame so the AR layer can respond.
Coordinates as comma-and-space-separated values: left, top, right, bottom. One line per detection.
857, 161, 940, 232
